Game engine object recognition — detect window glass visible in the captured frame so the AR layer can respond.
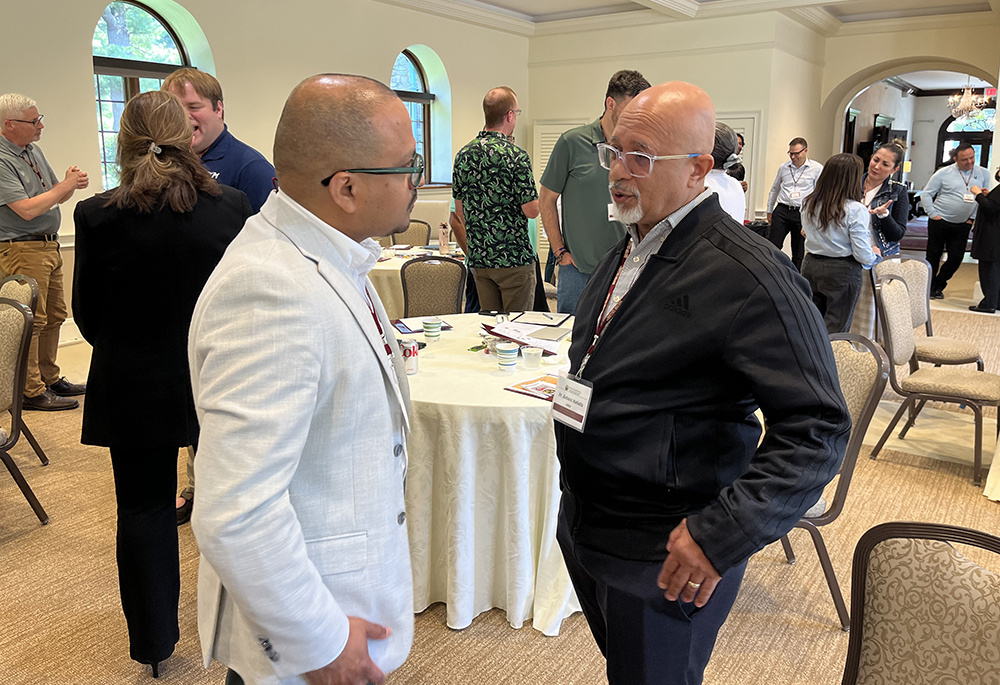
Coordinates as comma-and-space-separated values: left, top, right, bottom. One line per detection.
92, 2, 184, 189
391, 53, 426, 93
947, 108, 995, 133
93, 1, 183, 64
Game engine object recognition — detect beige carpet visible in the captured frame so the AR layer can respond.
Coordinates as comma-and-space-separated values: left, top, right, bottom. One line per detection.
4, 285, 1000, 684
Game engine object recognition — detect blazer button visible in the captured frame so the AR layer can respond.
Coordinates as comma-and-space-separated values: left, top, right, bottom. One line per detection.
394, 444, 403, 457
397, 511, 406, 525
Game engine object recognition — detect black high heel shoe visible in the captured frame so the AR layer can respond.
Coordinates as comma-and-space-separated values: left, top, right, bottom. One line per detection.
150, 661, 160, 678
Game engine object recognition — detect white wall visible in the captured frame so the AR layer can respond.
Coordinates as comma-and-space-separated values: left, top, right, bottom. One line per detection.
910, 95, 956, 188
0, 0, 531, 238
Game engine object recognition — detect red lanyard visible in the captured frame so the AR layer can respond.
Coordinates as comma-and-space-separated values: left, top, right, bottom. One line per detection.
789, 163, 806, 187
20, 149, 46, 188
959, 169, 973, 190
364, 289, 394, 359
577, 242, 633, 377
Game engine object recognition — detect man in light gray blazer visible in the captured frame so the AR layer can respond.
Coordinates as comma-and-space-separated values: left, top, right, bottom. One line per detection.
189, 74, 423, 685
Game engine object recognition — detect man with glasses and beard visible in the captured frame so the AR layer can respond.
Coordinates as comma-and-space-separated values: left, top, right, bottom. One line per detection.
189, 74, 418, 685
554, 81, 849, 685
0, 93, 89, 411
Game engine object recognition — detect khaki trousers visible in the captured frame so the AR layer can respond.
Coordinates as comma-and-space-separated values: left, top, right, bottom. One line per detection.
0, 239, 66, 396
472, 263, 536, 312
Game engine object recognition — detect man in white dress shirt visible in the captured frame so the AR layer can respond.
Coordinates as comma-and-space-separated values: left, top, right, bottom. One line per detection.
189, 74, 420, 685
766, 137, 823, 270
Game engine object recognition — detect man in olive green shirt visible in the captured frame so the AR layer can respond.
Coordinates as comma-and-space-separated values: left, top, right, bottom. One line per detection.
453, 86, 539, 312
540, 70, 650, 315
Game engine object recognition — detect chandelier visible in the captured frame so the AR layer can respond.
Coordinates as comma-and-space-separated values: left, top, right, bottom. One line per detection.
949, 80, 989, 119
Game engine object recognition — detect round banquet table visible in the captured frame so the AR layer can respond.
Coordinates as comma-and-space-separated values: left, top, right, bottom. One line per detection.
370, 255, 407, 320
403, 313, 581, 635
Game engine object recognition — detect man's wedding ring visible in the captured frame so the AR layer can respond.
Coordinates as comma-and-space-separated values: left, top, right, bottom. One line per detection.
686, 581, 702, 590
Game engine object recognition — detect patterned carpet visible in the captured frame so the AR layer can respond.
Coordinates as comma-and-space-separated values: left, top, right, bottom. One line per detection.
4, 304, 1000, 684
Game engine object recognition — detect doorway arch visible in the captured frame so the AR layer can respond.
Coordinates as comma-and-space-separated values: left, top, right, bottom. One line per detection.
819, 58, 995, 158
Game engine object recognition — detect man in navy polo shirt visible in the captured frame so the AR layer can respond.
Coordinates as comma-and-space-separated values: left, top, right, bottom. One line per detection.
163, 68, 275, 213
163, 69, 275, 525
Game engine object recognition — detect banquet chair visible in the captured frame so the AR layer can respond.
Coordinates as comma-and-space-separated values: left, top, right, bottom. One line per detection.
776, 333, 888, 630
874, 256, 983, 370
842, 521, 1000, 685
0, 275, 49, 466
871, 276, 1000, 485
392, 219, 432, 246
400, 256, 467, 318
0, 297, 48, 524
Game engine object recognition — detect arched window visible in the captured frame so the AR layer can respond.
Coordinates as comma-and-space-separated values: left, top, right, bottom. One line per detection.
391, 51, 435, 182
93, 1, 188, 189
937, 108, 995, 170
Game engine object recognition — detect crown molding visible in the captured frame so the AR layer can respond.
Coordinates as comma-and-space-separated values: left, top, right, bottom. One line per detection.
629, 0, 699, 19
782, 6, 841, 37
836, 10, 999, 35
528, 39, 775, 69
370, 0, 535, 36
531, 9, 669, 36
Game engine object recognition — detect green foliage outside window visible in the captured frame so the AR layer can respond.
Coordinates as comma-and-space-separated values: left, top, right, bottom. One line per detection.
93, 1, 182, 64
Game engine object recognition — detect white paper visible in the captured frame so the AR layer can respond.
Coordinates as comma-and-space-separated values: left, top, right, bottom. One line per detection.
490, 322, 562, 355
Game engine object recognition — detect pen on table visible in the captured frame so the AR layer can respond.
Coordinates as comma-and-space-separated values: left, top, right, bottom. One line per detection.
543, 313, 552, 320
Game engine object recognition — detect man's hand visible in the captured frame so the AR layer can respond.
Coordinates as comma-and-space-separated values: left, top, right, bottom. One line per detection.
64, 166, 86, 188
657, 519, 722, 608
766, 212, 772, 224
557, 250, 576, 268
971, 185, 983, 196
930, 215, 942, 221
740, 180, 748, 193
303, 617, 391, 685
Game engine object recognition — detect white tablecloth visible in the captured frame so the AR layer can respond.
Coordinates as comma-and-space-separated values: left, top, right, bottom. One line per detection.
404, 314, 580, 635
371, 257, 406, 320
986, 442, 1000, 501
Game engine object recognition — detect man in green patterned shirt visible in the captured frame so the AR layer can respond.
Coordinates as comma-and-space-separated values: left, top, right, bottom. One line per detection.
452, 86, 539, 312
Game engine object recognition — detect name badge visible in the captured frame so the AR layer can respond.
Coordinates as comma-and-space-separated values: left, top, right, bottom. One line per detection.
608, 202, 616, 221
964, 193, 976, 203
789, 191, 802, 200
552, 375, 593, 432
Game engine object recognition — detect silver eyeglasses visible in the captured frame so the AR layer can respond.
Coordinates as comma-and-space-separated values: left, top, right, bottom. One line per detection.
596, 143, 703, 178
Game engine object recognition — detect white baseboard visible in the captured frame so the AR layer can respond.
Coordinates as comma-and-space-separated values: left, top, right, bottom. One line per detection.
59, 318, 84, 347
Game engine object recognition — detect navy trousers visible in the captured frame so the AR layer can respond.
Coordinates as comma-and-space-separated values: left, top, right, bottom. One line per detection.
557, 513, 747, 685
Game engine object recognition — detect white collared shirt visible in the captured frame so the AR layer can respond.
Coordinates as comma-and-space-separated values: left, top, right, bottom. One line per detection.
767, 158, 824, 211
273, 191, 381, 299
606, 188, 714, 309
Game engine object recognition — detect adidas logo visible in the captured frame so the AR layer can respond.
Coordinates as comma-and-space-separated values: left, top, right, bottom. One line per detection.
664, 294, 691, 318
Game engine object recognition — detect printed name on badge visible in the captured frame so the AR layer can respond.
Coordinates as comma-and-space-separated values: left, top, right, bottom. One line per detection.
552, 375, 593, 432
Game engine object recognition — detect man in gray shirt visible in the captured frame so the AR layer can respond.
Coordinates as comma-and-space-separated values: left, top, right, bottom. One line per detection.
920, 142, 991, 298
0, 93, 89, 410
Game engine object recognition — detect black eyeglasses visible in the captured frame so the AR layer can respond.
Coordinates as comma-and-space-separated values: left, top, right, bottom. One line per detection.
9, 115, 44, 127
321, 152, 424, 187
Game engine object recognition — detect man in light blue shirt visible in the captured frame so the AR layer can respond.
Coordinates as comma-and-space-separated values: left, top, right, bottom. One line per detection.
920, 143, 991, 298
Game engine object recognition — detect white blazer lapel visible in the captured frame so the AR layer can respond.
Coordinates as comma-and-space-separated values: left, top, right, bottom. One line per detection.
266, 203, 410, 427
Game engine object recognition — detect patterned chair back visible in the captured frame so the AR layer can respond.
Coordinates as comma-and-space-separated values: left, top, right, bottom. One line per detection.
874, 276, 915, 368
0, 275, 38, 314
0, 298, 33, 421
874, 256, 931, 330
400, 256, 467, 318
392, 219, 432, 247
843, 522, 1000, 685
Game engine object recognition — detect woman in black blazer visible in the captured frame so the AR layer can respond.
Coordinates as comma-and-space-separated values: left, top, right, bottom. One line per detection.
73, 90, 251, 678
970, 169, 1000, 312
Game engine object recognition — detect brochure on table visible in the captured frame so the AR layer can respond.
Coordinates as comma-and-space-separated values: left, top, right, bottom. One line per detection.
504, 375, 558, 401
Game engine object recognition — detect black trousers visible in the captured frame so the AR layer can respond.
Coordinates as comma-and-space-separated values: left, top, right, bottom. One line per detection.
977, 259, 1000, 310
801, 253, 863, 334
926, 218, 972, 293
768, 204, 804, 270
557, 512, 746, 685
110, 445, 181, 665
